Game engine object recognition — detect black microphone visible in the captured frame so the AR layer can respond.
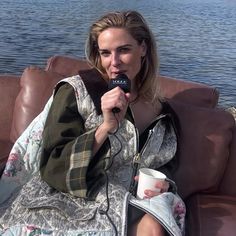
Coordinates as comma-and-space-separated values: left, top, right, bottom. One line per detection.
108, 74, 131, 113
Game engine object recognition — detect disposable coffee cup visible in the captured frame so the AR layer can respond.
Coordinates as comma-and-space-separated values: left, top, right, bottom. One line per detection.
136, 168, 167, 199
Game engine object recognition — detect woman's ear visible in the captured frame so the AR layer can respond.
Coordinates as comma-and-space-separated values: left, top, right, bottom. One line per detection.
141, 40, 147, 57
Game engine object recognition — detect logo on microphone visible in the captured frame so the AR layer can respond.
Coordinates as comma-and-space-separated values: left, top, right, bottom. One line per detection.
108, 74, 131, 113
108, 74, 131, 93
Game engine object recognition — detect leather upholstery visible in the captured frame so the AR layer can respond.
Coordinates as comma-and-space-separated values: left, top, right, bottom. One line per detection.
0, 75, 20, 141
186, 194, 236, 236
219, 126, 236, 196
10, 66, 64, 142
0, 75, 20, 174
46, 55, 90, 77
170, 100, 235, 199
159, 76, 219, 108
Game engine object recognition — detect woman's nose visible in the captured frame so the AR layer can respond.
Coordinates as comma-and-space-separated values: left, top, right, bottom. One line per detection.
111, 52, 121, 66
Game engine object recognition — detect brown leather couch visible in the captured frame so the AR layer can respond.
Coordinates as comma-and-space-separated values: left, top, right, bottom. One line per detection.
0, 55, 235, 236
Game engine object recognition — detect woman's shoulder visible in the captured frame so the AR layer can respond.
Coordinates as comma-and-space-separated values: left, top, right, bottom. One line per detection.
53, 75, 82, 95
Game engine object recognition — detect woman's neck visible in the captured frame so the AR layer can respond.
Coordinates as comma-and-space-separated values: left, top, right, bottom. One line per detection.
129, 98, 162, 134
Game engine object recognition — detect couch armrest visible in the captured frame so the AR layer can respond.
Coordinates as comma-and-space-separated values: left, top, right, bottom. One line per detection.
10, 67, 64, 142
0, 75, 20, 141
171, 101, 235, 199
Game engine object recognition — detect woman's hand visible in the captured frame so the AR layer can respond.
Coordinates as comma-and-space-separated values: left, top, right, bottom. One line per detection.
101, 86, 130, 133
93, 87, 130, 155
144, 180, 169, 198
134, 176, 169, 198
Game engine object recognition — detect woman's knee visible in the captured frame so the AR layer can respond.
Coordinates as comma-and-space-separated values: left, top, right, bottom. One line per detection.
135, 213, 166, 236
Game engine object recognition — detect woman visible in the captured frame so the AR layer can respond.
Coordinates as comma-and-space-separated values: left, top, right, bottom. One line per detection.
0, 11, 185, 236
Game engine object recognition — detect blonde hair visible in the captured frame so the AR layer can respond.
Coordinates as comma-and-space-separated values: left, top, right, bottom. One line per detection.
86, 10, 160, 102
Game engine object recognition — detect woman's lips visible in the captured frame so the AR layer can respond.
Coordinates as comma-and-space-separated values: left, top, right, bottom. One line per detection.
111, 71, 126, 78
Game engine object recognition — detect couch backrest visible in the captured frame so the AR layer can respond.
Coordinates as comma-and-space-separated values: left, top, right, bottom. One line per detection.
10, 55, 219, 142
158, 76, 219, 108
47, 55, 219, 108
45, 55, 91, 77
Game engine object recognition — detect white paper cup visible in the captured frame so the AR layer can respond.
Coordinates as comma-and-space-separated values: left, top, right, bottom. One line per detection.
137, 168, 166, 199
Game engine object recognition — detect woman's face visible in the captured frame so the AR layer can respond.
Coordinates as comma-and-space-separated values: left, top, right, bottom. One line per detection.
97, 27, 146, 82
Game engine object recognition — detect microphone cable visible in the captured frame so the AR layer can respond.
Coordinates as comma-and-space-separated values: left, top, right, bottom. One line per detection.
98, 113, 123, 236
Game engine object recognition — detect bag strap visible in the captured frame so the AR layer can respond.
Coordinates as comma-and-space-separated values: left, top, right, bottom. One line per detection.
79, 68, 108, 115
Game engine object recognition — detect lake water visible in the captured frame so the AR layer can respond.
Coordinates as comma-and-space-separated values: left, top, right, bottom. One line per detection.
1, 0, 235, 107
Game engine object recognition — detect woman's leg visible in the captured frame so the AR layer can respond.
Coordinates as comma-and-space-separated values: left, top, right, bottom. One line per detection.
128, 213, 166, 236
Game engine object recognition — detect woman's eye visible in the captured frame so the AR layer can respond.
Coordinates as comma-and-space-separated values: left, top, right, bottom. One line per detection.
99, 51, 110, 57
119, 47, 130, 53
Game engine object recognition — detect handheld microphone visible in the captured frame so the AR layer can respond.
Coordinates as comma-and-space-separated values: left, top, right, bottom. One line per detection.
108, 74, 131, 113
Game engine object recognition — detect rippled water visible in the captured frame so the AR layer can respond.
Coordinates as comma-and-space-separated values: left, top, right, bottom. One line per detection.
0, 0, 235, 107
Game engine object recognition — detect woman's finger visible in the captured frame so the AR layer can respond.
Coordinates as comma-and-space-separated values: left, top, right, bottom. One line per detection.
134, 175, 139, 181
155, 180, 169, 192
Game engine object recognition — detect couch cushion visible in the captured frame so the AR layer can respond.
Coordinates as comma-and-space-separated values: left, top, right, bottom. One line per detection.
170, 101, 235, 199
186, 194, 236, 236
10, 66, 64, 142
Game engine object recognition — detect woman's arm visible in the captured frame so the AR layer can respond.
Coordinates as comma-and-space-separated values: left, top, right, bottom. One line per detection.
40, 83, 109, 199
